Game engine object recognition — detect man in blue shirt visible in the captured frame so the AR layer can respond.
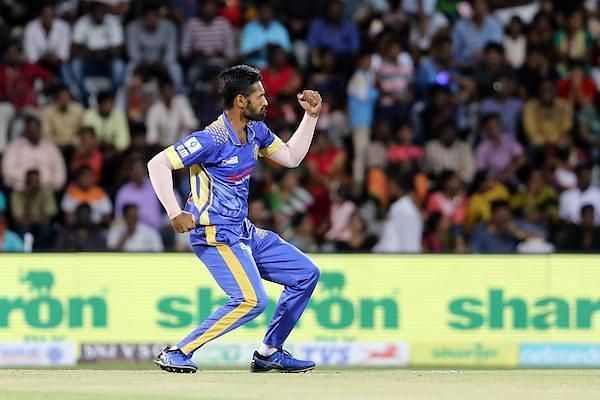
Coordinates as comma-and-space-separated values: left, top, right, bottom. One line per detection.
148, 65, 322, 373
451, 0, 503, 68
307, 0, 360, 59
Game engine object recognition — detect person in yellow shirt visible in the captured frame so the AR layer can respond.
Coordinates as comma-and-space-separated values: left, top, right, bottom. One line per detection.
41, 85, 84, 148
466, 170, 510, 231
83, 90, 130, 151
523, 79, 573, 147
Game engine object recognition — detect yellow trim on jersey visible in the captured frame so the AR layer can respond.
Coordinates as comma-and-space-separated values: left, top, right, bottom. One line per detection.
205, 225, 218, 245
258, 136, 285, 157
189, 165, 201, 210
180, 246, 257, 355
165, 146, 184, 169
198, 167, 213, 225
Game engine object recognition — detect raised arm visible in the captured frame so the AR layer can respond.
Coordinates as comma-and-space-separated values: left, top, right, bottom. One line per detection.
268, 90, 322, 168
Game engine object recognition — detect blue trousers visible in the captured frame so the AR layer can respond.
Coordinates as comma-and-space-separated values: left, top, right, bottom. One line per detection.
177, 220, 320, 356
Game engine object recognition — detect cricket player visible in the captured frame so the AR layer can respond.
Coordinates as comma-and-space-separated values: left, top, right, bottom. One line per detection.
147, 65, 322, 373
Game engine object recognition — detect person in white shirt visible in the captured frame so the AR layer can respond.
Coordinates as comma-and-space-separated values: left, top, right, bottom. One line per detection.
23, 3, 71, 79
373, 170, 423, 253
107, 203, 164, 252
70, 0, 125, 103
559, 164, 600, 225
146, 78, 198, 147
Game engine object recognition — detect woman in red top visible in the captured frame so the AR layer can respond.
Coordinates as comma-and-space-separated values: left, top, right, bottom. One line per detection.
557, 60, 596, 109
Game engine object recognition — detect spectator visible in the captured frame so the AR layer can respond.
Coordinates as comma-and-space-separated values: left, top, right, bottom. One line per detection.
114, 155, 163, 230
70, 1, 125, 103
54, 203, 107, 251
511, 168, 559, 225
0, 212, 24, 252
240, 2, 291, 68
503, 16, 526, 69
347, 52, 378, 188
146, 77, 198, 147
557, 204, 600, 251
478, 74, 523, 136
475, 113, 525, 182
288, 213, 318, 253
248, 198, 273, 231
83, 90, 130, 151
473, 43, 513, 97
557, 59, 597, 109
578, 98, 600, 164
422, 212, 450, 253
10, 169, 57, 249
451, 0, 503, 68
181, 0, 236, 90
426, 170, 468, 251
407, 0, 449, 51
307, 0, 360, 61
415, 34, 456, 98
325, 184, 356, 244
373, 170, 422, 253
2, 114, 66, 191
306, 133, 346, 235
523, 79, 573, 147
387, 123, 424, 168
70, 126, 103, 183
373, 35, 414, 125
260, 45, 302, 121
107, 203, 163, 251
61, 166, 112, 225
559, 164, 600, 225
471, 199, 538, 253
466, 170, 510, 230
419, 84, 459, 142
125, 70, 154, 123
41, 84, 84, 148
555, 9, 593, 66
334, 212, 377, 252
23, 2, 71, 80
527, 12, 554, 56
517, 46, 559, 98
424, 122, 475, 183
0, 42, 51, 149
126, 1, 182, 91
270, 170, 313, 238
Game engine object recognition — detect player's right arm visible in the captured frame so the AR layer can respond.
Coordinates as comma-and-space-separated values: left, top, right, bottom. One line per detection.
147, 133, 217, 233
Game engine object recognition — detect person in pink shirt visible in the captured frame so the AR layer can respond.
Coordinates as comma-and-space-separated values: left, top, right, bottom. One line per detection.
2, 114, 66, 192
387, 123, 424, 168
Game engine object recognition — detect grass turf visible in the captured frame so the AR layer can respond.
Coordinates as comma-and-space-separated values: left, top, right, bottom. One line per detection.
1, 369, 600, 400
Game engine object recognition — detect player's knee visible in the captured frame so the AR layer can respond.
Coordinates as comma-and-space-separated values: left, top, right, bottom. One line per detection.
250, 291, 268, 315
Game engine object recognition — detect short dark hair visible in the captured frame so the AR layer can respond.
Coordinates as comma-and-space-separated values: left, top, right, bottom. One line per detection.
123, 203, 138, 215
218, 65, 262, 109
97, 90, 114, 104
484, 42, 504, 55
388, 168, 414, 193
480, 112, 501, 127
25, 169, 40, 179
581, 204, 595, 216
491, 199, 510, 213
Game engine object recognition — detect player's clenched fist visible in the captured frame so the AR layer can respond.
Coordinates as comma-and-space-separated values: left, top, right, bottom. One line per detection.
170, 211, 196, 233
297, 90, 322, 118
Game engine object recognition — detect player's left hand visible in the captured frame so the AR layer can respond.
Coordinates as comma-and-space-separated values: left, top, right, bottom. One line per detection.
297, 90, 322, 118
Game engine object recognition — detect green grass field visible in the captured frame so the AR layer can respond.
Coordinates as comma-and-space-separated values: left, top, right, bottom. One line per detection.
2, 369, 600, 400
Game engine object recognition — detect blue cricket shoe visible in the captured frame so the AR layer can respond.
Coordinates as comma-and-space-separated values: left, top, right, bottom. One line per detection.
251, 349, 315, 373
154, 347, 197, 373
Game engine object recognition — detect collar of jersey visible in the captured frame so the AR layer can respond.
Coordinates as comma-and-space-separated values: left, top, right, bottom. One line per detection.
221, 112, 256, 146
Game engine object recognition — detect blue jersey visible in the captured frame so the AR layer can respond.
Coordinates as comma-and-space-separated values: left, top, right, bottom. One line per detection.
165, 112, 284, 228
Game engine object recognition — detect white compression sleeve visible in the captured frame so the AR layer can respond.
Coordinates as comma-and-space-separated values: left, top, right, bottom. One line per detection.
268, 113, 318, 168
147, 151, 182, 218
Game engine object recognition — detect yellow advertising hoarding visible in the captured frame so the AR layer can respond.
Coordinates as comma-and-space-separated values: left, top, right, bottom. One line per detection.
1, 254, 599, 348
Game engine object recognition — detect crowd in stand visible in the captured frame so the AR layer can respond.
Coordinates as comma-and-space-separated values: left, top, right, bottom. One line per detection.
0, 0, 599, 253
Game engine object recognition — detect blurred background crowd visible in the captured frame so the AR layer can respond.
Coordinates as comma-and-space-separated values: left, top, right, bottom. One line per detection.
0, 0, 599, 253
